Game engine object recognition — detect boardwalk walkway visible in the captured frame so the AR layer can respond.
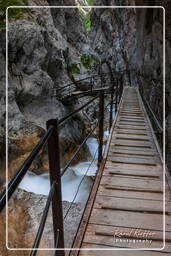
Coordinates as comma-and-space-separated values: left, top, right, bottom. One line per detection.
71, 87, 171, 255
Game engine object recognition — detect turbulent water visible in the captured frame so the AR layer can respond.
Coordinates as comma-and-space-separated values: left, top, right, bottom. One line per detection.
18, 123, 113, 203
19, 136, 101, 203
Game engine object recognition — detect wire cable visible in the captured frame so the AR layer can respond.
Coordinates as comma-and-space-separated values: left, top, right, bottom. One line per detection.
63, 146, 98, 222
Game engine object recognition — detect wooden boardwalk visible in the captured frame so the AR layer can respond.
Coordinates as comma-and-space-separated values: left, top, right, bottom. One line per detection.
71, 87, 171, 255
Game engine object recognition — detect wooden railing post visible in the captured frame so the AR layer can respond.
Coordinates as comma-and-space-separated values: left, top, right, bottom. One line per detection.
98, 91, 104, 167
46, 119, 65, 256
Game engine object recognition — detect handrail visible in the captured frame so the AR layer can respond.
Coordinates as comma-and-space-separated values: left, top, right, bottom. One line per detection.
138, 72, 163, 133
0, 127, 53, 213
59, 95, 99, 125
0, 66, 124, 255
61, 122, 98, 177
55, 74, 99, 92
54, 68, 132, 99
29, 182, 56, 256
142, 94, 163, 133
60, 101, 111, 177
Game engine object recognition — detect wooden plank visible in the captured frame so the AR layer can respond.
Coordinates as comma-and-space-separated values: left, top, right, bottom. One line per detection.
105, 162, 162, 171
120, 114, 144, 118
108, 153, 158, 160
79, 245, 169, 255
108, 156, 158, 166
109, 148, 156, 156
86, 225, 171, 242
111, 140, 152, 148
119, 118, 146, 123
121, 112, 144, 115
110, 146, 156, 153
83, 227, 171, 250
89, 208, 170, 231
104, 169, 160, 178
115, 134, 150, 141
115, 129, 148, 135
83, 226, 171, 250
94, 195, 169, 213
98, 186, 166, 201
100, 176, 164, 192
116, 124, 147, 130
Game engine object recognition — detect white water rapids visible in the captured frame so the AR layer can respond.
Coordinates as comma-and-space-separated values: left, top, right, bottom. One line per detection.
19, 136, 103, 203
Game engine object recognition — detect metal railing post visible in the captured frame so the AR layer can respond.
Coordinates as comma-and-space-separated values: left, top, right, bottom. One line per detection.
119, 75, 123, 102
46, 119, 65, 256
109, 80, 115, 130
115, 78, 119, 115
98, 91, 104, 167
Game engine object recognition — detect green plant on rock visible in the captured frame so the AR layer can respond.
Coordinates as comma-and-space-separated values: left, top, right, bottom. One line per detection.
83, 14, 91, 32
69, 54, 100, 74
81, 53, 100, 69
0, 0, 27, 29
79, 7, 91, 32
10, 129, 18, 136
87, 0, 94, 5
70, 63, 81, 74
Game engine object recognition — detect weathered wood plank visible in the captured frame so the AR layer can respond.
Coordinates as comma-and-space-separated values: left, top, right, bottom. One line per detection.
110, 146, 157, 153
108, 156, 158, 166
98, 186, 166, 201
119, 118, 146, 123
108, 153, 158, 161
100, 176, 164, 192
89, 208, 170, 231
111, 140, 152, 148
79, 245, 170, 256
115, 129, 148, 135
116, 124, 147, 130
109, 148, 157, 156
105, 162, 162, 171
115, 134, 150, 141
94, 195, 169, 213
104, 168, 160, 178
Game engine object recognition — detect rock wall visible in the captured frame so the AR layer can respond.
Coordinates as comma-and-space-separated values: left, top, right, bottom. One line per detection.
135, 0, 171, 170
90, 0, 137, 85
0, 0, 95, 183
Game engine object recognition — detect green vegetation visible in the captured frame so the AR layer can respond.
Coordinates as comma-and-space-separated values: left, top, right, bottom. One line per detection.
0, 0, 27, 29
83, 13, 91, 32
81, 53, 100, 69
86, 0, 94, 5
70, 54, 100, 74
71, 63, 81, 74
78, 5, 92, 32
9, 129, 18, 136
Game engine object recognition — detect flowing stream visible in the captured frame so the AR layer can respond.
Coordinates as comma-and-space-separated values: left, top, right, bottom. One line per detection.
19, 136, 103, 203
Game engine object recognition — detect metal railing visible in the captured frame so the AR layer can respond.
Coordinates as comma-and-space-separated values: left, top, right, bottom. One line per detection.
138, 72, 163, 148
53, 69, 128, 101
0, 76, 124, 255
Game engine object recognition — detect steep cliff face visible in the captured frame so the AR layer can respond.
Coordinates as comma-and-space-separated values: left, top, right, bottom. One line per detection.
0, 0, 95, 181
90, 0, 136, 74
135, 0, 171, 169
